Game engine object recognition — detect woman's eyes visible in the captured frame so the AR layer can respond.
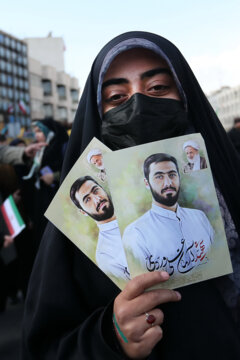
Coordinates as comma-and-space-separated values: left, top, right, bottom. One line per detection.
105, 93, 128, 104
147, 84, 170, 95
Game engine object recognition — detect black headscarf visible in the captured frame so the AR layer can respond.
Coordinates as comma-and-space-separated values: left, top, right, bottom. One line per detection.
64, 31, 240, 235
22, 32, 240, 360
36, 118, 69, 172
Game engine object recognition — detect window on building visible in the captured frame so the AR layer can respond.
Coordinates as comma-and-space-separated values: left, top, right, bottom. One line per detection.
22, 44, 27, 54
11, 39, 16, 49
16, 42, 22, 52
13, 77, 18, 88
13, 65, 17, 75
58, 106, 67, 121
17, 56, 23, 65
11, 52, 17, 61
7, 76, 13, 86
31, 99, 42, 113
0, 60, 6, 71
70, 89, 79, 103
1, 87, 7, 98
42, 79, 52, 96
4, 36, 10, 47
18, 67, 23, 77
0, 46, 5, 57
19, 91, 25, 100
8, 88, 13, 99
30, 74, 41, 87
25, 93, 30, 103
57, 85, 66, 100
14, 90, 19, 100
19, 79, 24, 89
6, 62, 12, 73
5, 49, 11, 60
0, 34, 4, 44
43, 103, 53, 118
23, 57, 28, 66
0, 73, 7, 84
23, 69, 28, 78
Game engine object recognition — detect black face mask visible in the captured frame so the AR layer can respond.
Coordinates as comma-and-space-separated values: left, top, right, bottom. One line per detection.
101, 93, 190, 150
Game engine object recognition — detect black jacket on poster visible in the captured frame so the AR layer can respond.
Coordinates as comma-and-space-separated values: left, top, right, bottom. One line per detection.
22, 32, 240, 359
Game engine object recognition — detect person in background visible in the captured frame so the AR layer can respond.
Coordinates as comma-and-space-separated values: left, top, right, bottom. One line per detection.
9, 138, 26, 147
23, 118, 69, 252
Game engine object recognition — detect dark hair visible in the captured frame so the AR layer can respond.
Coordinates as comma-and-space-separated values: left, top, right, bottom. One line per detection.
0, 134, 7, 143
70, 175, 100, 209
234, 117, 240, 125
143, 153, 179, 180
9, 138, 26, 146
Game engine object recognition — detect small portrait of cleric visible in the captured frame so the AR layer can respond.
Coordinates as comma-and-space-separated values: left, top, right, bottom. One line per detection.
182, 140, 207, 173
87, 148, 107, 182
70, 175, 129, 281
122, 153, 214, 277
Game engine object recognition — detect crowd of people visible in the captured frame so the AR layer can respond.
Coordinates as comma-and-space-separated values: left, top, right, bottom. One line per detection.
0, 118, 69, 312
0, 30, 240, 360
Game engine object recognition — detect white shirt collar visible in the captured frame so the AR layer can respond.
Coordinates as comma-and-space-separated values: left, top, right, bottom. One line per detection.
97, 219, 119, 231
151, 203, 182, 220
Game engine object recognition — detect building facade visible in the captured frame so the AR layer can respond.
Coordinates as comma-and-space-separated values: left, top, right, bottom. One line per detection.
0, 30, 31, 136
25, 35, 80, 125
207, 85, 240, 130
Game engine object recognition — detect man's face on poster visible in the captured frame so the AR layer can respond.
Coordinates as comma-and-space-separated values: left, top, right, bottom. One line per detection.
147, 161, 180, 207
90, 154, 104, 170
75, 180, 114, 221
185, 146, 198, 161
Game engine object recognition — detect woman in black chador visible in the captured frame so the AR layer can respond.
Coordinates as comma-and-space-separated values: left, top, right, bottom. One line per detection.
23, 118, 69, 251
22, 32, 240, 360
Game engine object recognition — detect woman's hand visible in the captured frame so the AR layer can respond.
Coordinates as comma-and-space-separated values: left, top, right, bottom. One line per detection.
3, 235, 14, 248
40, 173, 54, 186
113, 271, 181, 359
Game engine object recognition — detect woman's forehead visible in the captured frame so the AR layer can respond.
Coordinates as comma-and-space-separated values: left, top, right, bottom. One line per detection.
103, 48, 169, 81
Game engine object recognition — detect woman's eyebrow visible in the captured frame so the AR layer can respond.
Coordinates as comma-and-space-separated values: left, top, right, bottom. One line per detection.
140, 67, 172, 80
102, 78, 129, 89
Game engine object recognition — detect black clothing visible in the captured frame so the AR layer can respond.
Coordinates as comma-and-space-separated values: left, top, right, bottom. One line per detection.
28, 119, 69, 250
228, 127, 240, 156
22, 32, 240, 359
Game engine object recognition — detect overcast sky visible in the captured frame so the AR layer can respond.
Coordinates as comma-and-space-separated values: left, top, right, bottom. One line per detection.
1, 0, 240, 94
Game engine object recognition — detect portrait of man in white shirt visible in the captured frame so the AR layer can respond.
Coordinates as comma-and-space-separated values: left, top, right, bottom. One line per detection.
70, 175, 129, 280
123, 153, 214, 277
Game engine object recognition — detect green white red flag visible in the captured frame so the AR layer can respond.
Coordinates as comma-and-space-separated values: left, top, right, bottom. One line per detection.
0, 195, 25, 237
19, 100, 27, 115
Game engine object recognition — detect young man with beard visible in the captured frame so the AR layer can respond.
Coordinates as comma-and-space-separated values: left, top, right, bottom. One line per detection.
123, 153, 214, 275
70, 175, 129, 280
183, 140, 207, 173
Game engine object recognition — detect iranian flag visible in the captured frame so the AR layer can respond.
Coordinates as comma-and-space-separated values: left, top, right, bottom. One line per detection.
8, 103, 14, 114
0, 195, 25, 237
19, 100, 27, 115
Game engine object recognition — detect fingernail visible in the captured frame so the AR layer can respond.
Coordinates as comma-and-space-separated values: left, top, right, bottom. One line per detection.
160, 271, 169, 280
175, 291, 181, 300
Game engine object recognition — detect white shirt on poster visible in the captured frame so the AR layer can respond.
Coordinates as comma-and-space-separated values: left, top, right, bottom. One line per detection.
123, 203, 214, 276
96, 219, 130, 280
